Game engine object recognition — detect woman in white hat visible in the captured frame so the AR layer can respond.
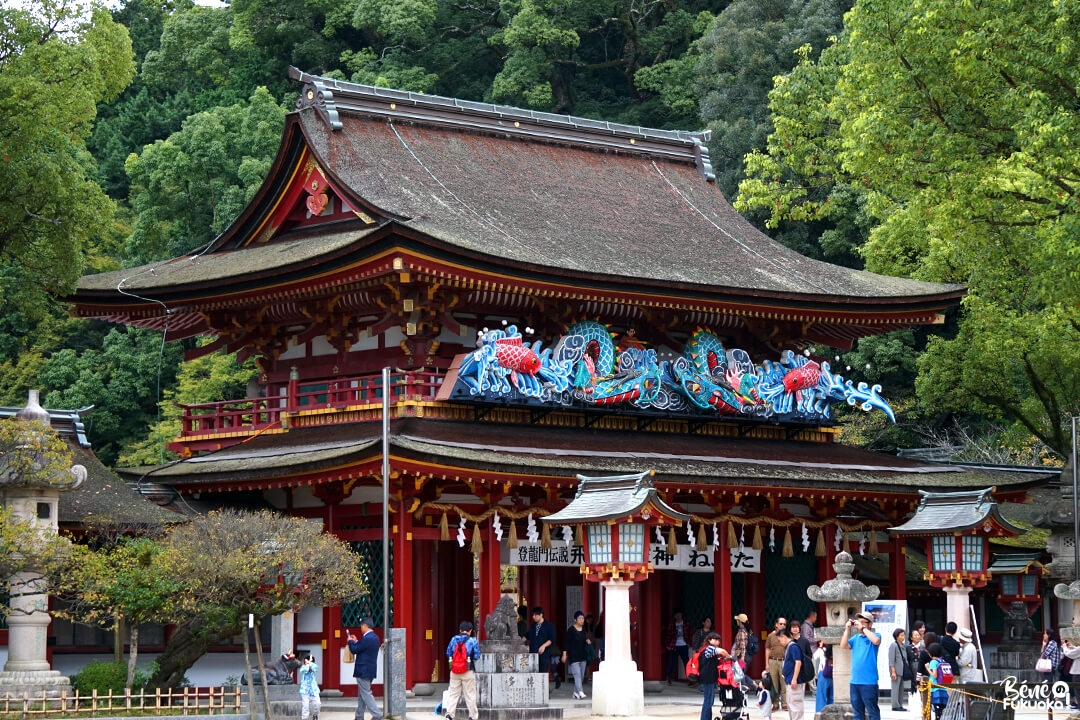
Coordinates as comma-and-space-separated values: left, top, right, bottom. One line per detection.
956, 628, 980, 683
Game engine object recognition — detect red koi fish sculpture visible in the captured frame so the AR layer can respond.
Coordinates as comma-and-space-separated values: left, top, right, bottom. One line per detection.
782, 360, 821, 393
494, 337, 541, 375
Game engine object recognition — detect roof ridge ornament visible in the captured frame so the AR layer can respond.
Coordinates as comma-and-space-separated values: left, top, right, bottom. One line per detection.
292, 69, 342, 131
286, 66, 713, 176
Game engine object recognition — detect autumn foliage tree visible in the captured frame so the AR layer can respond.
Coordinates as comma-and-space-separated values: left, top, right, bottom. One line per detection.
149, 510, 364, 693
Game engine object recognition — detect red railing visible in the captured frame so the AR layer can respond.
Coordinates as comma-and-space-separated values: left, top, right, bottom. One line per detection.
177, 370, 446, 438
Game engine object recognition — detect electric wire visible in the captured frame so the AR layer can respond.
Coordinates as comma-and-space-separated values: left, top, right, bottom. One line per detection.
388, 122, 562, 268
651, 160, 829, 294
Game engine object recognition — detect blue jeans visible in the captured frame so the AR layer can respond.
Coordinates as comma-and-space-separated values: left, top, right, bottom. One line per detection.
700, 681, 716, 720
850, 683, 880, 720
815, 674, 833, 712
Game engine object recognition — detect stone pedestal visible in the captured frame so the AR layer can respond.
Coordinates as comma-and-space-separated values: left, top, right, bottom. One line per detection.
468, 596, 562, 720
385, 628, 407, 719
244, 685, 301, 720
465, 651, 560, 720
942, 584, 972, 631
0, 671, 72, 701
592, 579, 644, 716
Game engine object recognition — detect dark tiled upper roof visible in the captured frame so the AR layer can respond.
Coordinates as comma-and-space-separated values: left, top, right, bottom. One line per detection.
299, 102, 960, 299
76, 72, 965, 311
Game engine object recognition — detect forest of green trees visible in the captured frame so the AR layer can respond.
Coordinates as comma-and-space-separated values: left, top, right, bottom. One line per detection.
1, 0, 1077, 467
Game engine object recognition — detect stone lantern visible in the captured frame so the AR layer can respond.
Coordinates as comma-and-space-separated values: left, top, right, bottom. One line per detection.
544, 470, 688, 716
807, 551, 880, 719
1054, 580, 1080, 643
0, 390, 86, 698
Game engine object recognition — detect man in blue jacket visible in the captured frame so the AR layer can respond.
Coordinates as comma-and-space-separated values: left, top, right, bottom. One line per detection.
444, 621, 481, 720
347, 618, 383, 720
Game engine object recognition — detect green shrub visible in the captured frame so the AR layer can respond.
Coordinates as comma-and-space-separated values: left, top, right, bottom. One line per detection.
72, 660, 154, 694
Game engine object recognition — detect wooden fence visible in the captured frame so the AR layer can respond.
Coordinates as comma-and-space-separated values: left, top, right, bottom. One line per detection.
0, 687, 243, 717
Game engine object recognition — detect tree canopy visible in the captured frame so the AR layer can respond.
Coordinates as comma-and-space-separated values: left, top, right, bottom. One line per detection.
737, 0, 1080, 458
0, 0, 134, 319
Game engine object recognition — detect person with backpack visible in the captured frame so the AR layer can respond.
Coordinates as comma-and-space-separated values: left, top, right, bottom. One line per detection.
927, 643, 950, 720
940, 622, 962, 679
697, 632, 728, 720
780, 629, 806, 720
444, 621, 480, 720
790, 622, 816, 696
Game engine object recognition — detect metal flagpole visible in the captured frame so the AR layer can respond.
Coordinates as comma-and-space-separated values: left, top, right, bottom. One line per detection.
382, 366, 391, 718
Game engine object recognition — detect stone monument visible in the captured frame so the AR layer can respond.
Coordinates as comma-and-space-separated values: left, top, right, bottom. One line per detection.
465, 595, 561, 720
0, 391, 86, 700
806, 550, 881, 720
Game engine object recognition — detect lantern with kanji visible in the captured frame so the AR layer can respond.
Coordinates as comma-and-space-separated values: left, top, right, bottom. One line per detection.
543, 470, 688, 716
890, 488, 1020, 628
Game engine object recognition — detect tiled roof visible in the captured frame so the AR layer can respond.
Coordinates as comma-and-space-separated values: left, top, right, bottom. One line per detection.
75, 72, 965, 314
889, 488, 1022, 535
298, 100, 961, 300
120, 420, 1051, 493
545, 470, 689, 524
0, 402, 184, 525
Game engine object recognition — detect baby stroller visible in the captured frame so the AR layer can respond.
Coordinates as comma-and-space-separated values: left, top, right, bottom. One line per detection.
715, 657, 750, 720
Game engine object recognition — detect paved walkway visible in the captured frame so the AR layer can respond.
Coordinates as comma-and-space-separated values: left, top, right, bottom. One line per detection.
316, 682, 1077, 720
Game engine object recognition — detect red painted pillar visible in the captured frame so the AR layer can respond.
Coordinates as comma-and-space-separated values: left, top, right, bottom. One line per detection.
817, 524, 836, 617
393, 504, 414, 688
412, 539, 435, 686
718, 522, 733, 650
639, 575, 661, 678
890, 537, 907, 600
478, 522, 501, 639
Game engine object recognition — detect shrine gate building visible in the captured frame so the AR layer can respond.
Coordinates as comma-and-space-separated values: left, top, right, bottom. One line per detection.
69, 69, 1041, 693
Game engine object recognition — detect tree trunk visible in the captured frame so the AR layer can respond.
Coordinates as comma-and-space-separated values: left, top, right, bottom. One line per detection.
243, 626, 259, 720
254, 617, 274, 720
147, 615, 243, 689
126, 623, 140, 690
114, 616, 124, 664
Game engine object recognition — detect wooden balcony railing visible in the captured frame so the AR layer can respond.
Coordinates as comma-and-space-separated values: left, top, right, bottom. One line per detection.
176, 370, 446, 439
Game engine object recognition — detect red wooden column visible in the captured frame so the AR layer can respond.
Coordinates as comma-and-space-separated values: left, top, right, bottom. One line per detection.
638, 575, 661, 678
816, 524, 836, 617
411, 536, 435, 686
889, 536, 907, 599
478, 521, 502, 638
391, 503, 415, 688
717, 521, 733, 650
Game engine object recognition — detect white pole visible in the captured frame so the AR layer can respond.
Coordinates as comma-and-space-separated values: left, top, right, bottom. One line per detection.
1073, 415, 1078, 580
382, 366, 391, 717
